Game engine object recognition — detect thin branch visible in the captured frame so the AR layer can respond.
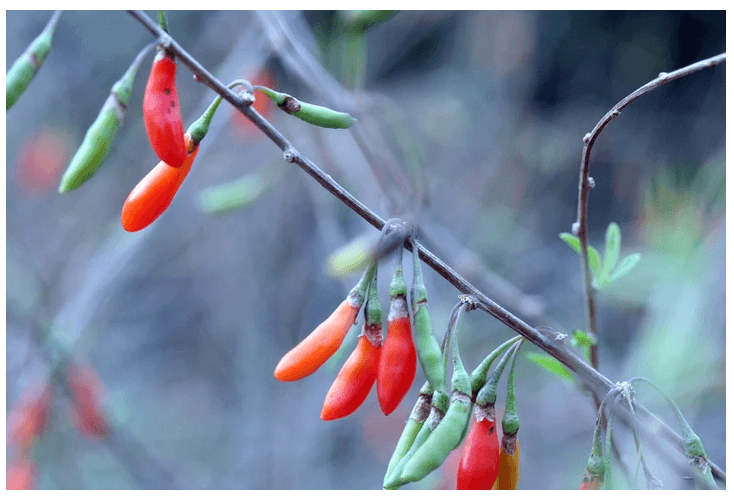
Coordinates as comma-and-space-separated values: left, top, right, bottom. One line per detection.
127, 11, 725, 483
574, 52, 726, 370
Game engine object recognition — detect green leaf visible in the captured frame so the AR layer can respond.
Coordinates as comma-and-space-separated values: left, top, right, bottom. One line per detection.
608, 253, 641, 283
602, 222, 621, 281
525, 352, 574, 382
559, 233, 602, 277
572, 329, 597, 347
197, 173, 265, 215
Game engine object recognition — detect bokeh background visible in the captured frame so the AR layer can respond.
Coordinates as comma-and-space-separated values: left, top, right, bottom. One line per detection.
6, 10, 725, 489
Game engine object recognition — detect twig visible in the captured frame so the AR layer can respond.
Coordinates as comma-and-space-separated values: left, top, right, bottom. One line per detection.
574, 52, 726, 370
126, 11, 725, 483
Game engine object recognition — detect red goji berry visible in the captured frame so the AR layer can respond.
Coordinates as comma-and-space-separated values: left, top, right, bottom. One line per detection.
6, 459, 37, 490
377, 250, 416, 415
121, 133, 199, 232
457, 415, 500, 489
143, 48, 187, 168
66, 363, 108, 438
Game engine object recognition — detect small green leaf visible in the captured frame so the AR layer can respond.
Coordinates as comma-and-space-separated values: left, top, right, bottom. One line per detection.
559, 233, 602, 277
197, 173, 265, 215
572, 329, 597, 347
602, 222, 621, 281
608, 253, 641, 283
525, 352, 574, 382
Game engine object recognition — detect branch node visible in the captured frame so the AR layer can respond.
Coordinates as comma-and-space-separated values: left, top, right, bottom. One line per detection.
158, 31, 173, 49
658, 71, 668, 79
587, 177, 596, 189
611, 109, 621, 117
572, 222, 580, 236
583, 132, 592, 144
283, 148, 297, 163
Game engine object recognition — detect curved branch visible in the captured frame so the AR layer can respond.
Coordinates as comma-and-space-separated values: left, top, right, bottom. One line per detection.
127, 11, 725, 483
574, 52, 726, 370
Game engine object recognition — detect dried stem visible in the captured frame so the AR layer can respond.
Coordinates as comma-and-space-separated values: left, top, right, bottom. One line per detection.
575, 52, 725, 370
127, 11, 725, 483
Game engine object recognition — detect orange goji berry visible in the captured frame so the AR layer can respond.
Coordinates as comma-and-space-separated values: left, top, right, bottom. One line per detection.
274, 263, 375, 382
496, 438, 520, 490
321, 266, 382, 421
143, 48, 186, 168
321, 333, 381, 421
67, 363, 108, 437
121, 133, 199, 232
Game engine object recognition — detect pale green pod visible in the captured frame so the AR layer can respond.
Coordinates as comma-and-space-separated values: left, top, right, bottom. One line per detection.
58, 42, 154, 193
399, 395, 472, 484
255, 86, 356, 129
7, 11, 62, 110
384, 381, 433, 482
58, 96, 122, 193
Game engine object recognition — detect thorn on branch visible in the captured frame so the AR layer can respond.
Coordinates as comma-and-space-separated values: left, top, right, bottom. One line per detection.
587, 177, 596, 189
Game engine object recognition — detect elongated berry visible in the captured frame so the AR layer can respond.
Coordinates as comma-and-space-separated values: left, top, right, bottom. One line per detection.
320, 333, 381, 420
398, 303, 473, 484
410, 240, 445, 394
254, 86, 356, 129
497, 437, 520, 489
377, 250, 416, 415
274, 264, 374, 381
59, 42, 154, 193
457, 414, 500, 489
121, 133, 199, 232
143, 48, 187, 168
6, 11, 62, 110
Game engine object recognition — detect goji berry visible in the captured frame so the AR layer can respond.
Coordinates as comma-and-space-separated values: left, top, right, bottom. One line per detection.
274, 263, 374, 382
59, 42, 155, 193
6, 11, 62, 110
254, 86, 356, 129
377, 249, 416, 415
143, 48, 187, 168
410, 236, 445, 395
321, 267, 382, 421
399, 302, 473, 485
121, 133, 199, 232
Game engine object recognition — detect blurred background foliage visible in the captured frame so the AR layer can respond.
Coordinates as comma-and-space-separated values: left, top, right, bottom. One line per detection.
6, 10, 724, 489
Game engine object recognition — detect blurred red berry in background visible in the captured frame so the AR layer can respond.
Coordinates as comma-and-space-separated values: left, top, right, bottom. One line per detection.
14, 128, 70, 196
229, 67, 276, 139
6, 458, 37, 490
7, 381, 53, 449
67, 363, 108, 438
